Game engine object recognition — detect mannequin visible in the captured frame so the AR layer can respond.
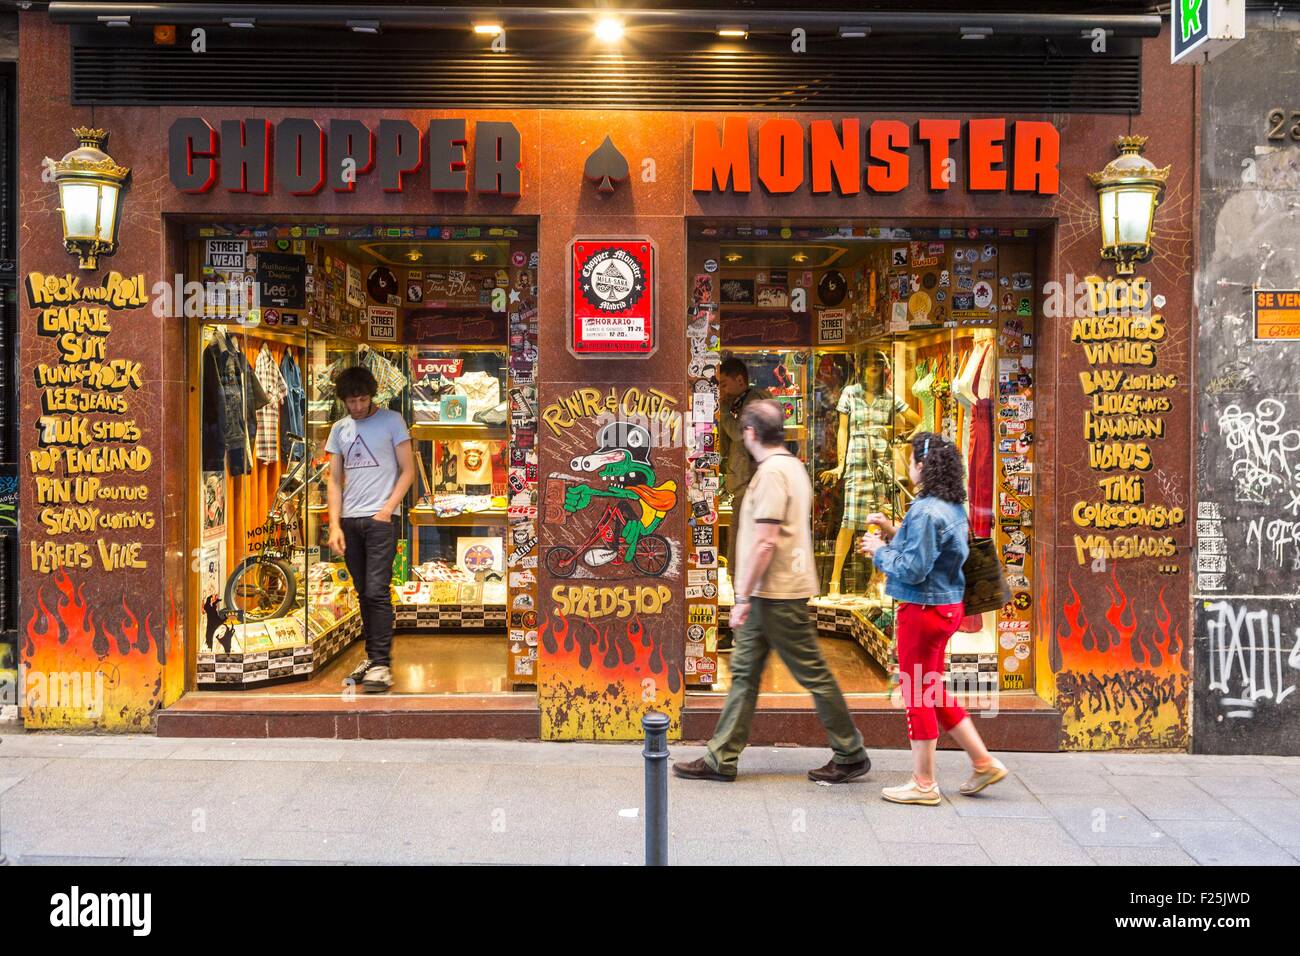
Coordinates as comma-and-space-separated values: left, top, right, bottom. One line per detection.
953, 328, 996, 633
911, 357, 938, 433
818, 352, 920, 596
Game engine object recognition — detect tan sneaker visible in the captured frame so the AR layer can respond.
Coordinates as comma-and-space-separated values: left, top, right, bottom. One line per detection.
881, 777, 942, 806
959, 758, 1009, 796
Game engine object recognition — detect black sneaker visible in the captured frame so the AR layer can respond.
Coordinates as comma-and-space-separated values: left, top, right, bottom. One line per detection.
363, 665, 393, 693
344, 658, 373, 686
808, 756, 872, 783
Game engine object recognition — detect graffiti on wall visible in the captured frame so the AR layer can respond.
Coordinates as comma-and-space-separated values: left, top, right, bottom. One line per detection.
537, 386, 685, 739
1193, 598, 1300, 755
1055, 572, 1189, 749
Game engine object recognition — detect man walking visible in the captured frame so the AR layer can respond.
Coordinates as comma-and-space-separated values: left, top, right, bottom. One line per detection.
674, 399, 871, 783
716, 356, 771, 576
326, 366, 415, 693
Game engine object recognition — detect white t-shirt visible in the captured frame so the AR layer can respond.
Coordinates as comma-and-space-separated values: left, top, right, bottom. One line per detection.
325, 408, 410, 517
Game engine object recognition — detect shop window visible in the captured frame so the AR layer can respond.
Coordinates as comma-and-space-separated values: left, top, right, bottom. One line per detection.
186, 225, 538, 692
696, 226, 1036, 696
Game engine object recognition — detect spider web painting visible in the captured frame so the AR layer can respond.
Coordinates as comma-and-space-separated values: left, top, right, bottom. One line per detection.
1047, 168, 1195, 289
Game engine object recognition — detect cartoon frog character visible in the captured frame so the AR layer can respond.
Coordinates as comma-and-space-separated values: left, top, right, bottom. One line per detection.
565, 422, 678, 567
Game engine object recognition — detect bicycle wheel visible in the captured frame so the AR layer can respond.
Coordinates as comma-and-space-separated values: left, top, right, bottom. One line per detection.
545, 546, 578, 579
224, 556, 297, 622
632, 534, 672, 577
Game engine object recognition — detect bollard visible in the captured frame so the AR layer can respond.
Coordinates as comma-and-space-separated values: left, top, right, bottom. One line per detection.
642, 710, 670, 867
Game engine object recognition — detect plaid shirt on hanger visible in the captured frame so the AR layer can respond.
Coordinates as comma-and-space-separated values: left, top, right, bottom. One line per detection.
362, 348, 408, 406
254, 345, 289, 463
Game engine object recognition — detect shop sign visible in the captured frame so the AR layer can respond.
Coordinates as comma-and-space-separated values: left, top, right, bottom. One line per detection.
1253, 289, 1300, 340
256, 252, 306, 309
169, 117, 523, 195
205, 239, 246, 269
720, 310, 811, 347
1172, 0, 1245, 64
568, 237, 657, 358
367, 305, 397, 340
692, 117, 1060, 197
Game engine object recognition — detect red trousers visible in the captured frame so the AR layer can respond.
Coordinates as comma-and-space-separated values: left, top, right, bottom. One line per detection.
896, 602, 968, 741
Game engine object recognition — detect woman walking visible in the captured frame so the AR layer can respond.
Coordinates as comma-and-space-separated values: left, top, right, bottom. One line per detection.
858, 433, 1008, 805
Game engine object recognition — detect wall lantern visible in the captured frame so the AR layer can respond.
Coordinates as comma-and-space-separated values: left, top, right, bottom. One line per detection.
1087, 135, 1169, 275
47, 127, 130, 271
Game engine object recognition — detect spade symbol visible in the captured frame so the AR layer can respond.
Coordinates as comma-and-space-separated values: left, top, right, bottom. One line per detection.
584, 135, 629, 194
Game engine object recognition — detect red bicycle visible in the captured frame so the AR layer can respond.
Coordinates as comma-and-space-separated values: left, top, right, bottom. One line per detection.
545, 502, 672, 578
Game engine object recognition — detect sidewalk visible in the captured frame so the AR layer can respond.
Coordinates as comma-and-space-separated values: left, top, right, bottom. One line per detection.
1, 733, 1298, 865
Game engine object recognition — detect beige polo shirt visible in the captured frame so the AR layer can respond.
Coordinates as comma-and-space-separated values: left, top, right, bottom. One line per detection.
734, 452, 819, 600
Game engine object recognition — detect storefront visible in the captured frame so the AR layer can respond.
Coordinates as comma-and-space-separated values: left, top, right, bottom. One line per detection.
16, 7, 1198, 749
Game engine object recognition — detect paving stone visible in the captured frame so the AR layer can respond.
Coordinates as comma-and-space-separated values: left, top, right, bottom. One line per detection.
1190, 775, 1296, 801
1219, 799, 1300, 847
1106, 774, 1241, 822
1037, 793, 1169, 847
966, 818, 1094, 865
1156, 819, 1299, 866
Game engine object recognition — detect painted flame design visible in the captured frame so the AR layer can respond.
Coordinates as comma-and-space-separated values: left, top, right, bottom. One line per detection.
25, 569, 170, 665
1056, 573, 1184, 671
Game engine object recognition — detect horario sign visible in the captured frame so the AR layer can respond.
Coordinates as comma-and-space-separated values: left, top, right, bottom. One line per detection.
168, 117, 523, 196
692, 116, 1061, 196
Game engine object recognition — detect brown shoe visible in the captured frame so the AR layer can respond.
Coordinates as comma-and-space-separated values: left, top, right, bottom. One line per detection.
672, 757, 735, 782
808, 756, 872, 783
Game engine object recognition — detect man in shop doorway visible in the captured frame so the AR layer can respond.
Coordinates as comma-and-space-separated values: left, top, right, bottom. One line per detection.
717, 357, 771, 605
326, 366, 416, 693
674, 399, 871, 784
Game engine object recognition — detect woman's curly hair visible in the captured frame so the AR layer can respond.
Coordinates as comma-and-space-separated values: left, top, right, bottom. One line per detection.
911, 432, 966, 503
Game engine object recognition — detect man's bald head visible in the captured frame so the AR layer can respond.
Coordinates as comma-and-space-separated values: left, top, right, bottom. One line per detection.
741, 399, 786, 447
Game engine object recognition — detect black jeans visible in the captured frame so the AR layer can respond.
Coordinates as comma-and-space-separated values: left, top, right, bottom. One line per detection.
340, 516, 397, 668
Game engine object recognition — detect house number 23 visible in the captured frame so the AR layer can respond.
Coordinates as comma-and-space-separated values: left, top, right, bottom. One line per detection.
1266, 109, 1300, 142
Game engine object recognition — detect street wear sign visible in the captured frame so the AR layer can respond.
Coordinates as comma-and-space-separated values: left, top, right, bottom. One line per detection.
568, 237, 657, 358
1253, 289, 1300, 340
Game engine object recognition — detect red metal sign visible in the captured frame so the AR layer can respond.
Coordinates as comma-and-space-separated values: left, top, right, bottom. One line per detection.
568, 237, 657, 357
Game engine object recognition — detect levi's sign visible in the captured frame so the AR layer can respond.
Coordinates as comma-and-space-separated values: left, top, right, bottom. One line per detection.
692, 117, 1060, 196
168, 117, 522, 196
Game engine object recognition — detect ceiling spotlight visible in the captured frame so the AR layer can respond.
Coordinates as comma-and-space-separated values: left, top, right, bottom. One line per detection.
594, 17, 624, 43
791, 252, 809, 263
347, 19, 381, 35
961, 26, 993, 40
474, 23, 504, 36
98, 15, 131, 27
223, 17, 256, 28
406, 250, 423, 263
470, 250, 488, 263
838, 26, 871, 39
724, 253, 743, 263
718, 24, 748, 39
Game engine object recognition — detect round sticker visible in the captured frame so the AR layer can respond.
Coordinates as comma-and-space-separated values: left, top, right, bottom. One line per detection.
973, 281, 994, 310
908, 290, 932, 322
817, 270, 847, 306
263, 308, 280, 326
511, 251, 527, 267
579, 247, 647, 312
688, 624, 705, 641
1154, 294, 1166, 308
525, 630, 539, 646
1014, 642, 1031, 660
523, 610, 538, 628
463, 544, 495, 573
367, 266, 399, 304
1003, 655, 1021, 673
703, 258, 718, 273
1013, 592, 1032, 611
922, 272, 937, 290
1000, 632, 1019, 650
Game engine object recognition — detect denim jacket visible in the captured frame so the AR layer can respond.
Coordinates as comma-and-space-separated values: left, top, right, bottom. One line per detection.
873, 496, 969, 605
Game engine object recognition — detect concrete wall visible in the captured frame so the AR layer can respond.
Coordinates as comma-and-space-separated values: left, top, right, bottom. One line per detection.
1193, 13, 1300, 754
